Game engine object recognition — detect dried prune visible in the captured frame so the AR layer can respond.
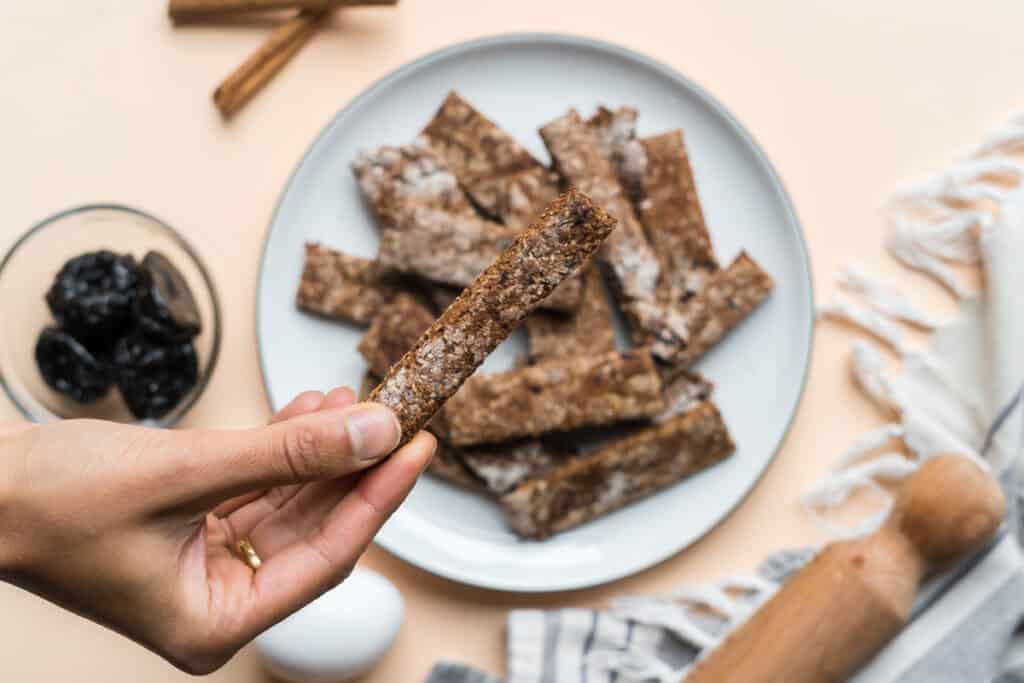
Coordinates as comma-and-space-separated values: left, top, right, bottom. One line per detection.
45, 250, 140, 347
35, 327, 113, 403
135, 251, 201, 342
114, 332, 198, 420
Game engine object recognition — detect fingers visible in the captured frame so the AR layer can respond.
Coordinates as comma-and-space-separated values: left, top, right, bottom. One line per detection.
243, 477, 359, 557
320, 386, 356, 411
215, 391, 327, 514
270, 387, 354, 424
246, 431, 436, 630
214, 391, 327, 517
271, 391, 326, 424
176, 402, 401, 503
212, 388, 355, 517
233, 384, 381, 549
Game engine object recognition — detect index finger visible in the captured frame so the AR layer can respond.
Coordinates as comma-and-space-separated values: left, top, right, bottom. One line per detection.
213, 388, 354, 517
271, 391, 325, 424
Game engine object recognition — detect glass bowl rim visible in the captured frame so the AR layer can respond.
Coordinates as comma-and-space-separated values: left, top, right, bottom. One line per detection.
0, 203, 223, 427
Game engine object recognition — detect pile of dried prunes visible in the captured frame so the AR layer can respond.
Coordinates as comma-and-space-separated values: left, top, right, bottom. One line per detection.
37, 250, 201, 419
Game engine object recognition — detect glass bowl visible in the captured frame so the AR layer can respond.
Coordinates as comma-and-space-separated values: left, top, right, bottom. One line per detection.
0, 205, 221, 427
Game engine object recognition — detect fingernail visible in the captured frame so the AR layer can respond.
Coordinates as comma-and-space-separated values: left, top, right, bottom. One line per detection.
343, 404, 401, 462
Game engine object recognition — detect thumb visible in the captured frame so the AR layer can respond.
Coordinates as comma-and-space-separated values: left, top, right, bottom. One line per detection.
171, 402, 402, 502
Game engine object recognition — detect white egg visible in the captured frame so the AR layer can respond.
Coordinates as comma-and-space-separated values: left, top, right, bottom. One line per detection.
254, 568, 404, 683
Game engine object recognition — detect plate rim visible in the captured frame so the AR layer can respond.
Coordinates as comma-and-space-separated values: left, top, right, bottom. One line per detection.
255, 31, 816, 592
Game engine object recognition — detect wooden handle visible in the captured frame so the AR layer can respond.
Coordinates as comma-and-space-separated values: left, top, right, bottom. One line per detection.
168, 0, 397, 23
686, 455, 1005, 683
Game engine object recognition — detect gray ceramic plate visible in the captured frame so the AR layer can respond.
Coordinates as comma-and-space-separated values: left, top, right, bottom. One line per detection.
257, 34, 814, 592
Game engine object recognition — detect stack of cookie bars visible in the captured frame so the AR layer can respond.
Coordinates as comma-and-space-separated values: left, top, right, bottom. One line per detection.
296, 93, 774, 540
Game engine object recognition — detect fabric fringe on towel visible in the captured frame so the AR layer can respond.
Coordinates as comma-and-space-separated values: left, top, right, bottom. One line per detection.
805, 111, 1024, 534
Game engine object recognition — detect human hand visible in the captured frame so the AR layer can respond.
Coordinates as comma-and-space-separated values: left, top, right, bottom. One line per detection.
0, 388, 435, 674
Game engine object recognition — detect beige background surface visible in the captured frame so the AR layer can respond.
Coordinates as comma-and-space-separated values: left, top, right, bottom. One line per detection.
0, 1, 1015, 680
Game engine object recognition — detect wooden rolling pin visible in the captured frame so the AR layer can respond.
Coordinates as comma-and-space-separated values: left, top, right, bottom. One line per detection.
686, 455, 1005, 683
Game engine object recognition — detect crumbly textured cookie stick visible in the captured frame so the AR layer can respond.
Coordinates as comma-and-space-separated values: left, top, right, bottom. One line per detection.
670, 251, 775, 367
351, 140, 477, 307
521, 107, 632, 362
377, 204, 583, 313
502, 401, 735, 539
524, 265, 616, 362
618, 130, 719, 303
587, 110, 718, 304
355, 292, 453, 439
295, 243, 402, 325
540, 110, 687, 359
420, 92, 561, 231
655, 369, 713, 422
357, 293, 435, 377
377, 205, 512, 286
429, 444, 489, 492
458, 439, 573, 495
587, 105, 639, 166
368, 189, 617, 445
443, 349, 664, 446
351, 139, 474, 220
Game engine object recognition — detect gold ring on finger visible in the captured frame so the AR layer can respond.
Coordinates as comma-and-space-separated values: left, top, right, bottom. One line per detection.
236, 538, 262, 570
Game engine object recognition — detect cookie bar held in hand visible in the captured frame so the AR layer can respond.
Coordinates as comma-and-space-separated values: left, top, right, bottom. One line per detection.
368, 189, 617, 446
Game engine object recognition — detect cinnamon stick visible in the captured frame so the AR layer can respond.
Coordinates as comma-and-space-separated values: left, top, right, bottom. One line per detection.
212, 10, 324, 118
169, 0, 396, 23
